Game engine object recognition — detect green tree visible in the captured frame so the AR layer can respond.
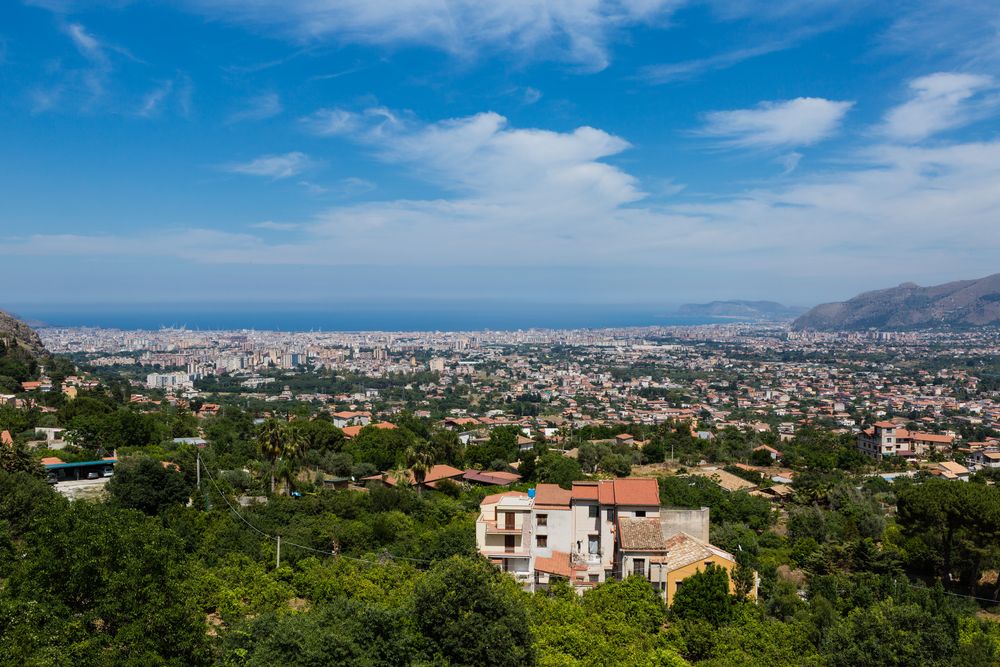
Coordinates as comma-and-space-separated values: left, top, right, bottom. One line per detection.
108, 457, 192, 515
413, 556, 534, 666
256, 419, 305, 495
670, 564, 734, 626
536, 451, 584, 488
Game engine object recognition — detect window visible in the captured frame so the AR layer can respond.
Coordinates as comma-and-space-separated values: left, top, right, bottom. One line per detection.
588, 505, 599, 519
536, 535, 548, 548
536, 513, 547, 527
607, 508, 616, 521
634, 510, 646, 518
588, 536, 600, 554
589, 574, 599, 583
633, 558, 645, 577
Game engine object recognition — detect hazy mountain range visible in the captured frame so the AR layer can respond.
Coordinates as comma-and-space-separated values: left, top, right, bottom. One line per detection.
793, 274, 1000, 331
677, 301, 807, 320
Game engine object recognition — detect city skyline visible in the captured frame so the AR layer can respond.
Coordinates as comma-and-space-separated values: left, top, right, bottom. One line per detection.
3, 1, 1000, 308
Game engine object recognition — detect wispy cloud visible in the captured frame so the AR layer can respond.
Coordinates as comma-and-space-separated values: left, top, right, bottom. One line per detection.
222, 152, 315, 179
696, 97, 854, 148
251, 221, 301, 231
640, 40, 792, 84
881, 72, 997, 142
180, 0, 680, 70
227, 92, 283, 123
137, 80, 173, 117
10, 109, 1000, 300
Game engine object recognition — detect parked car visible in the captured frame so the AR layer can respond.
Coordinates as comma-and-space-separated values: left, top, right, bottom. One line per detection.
86, 471, 99, 480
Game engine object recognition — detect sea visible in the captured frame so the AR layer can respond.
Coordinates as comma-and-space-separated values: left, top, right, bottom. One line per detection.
10, 302, 732, 332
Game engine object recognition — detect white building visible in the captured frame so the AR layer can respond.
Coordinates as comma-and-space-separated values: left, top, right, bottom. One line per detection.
476, 479, 734, 601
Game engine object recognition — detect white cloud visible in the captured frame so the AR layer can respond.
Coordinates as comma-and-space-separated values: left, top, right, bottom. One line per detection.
306, 108, 642, 208
64, 23, 103, 61
180, 0, 679, 70
137, 80, 173, 117
227, 92, 283, 123
222, 152, 315, 179
252, 221, 301, 231
881, 72, 997, 142
697, 97, 854, 148
10, 111, 1000, 301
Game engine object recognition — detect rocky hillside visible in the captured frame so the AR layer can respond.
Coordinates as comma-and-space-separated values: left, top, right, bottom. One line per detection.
0, 310, 47, 356
793, 274, 1000, 330
678, 300, 806, 320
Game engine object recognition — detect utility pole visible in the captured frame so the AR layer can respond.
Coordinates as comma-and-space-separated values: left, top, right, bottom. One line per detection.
196, 451, 201, 490
276, 536, 281, 569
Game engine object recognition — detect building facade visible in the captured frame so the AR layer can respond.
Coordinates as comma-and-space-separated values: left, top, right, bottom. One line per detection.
476, 479, 751, 603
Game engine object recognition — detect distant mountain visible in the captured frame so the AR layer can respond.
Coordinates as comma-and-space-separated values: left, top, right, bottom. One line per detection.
0, 310, 47, 356
793, 274, 1000, 331
677, 300, 807, 320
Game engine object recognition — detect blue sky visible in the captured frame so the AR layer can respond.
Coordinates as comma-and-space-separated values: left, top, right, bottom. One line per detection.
3, 0, 1000, 310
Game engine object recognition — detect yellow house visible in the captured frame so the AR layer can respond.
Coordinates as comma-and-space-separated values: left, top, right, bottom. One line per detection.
617, 519, 756, 606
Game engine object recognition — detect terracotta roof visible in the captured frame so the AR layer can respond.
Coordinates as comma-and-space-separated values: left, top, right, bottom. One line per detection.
599, 480, 616, 504
571, 481, 599, 501
423, 464, 466, 483
659, 532, 734, 571
535, 483, 572, 507
341, 421, 397, 439
612, 478, 660, 506
534, 551, 572, 578
937, 461, 970, 475
40, 456, 64, 465
463, 470, 522, 485
618, 517, 665, 551
911, 432, 954, 443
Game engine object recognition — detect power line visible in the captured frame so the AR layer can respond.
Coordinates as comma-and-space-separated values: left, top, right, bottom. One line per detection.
197, 456, 438, 567
904, 581, 1000, 605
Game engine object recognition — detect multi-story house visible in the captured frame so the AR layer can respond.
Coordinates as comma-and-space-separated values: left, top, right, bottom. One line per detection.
476, 478, 753, 604
858, 420, 955, 459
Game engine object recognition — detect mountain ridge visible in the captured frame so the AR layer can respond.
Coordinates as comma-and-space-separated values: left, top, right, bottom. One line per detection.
677, 300, 806, 320
793, 274, 1000, 330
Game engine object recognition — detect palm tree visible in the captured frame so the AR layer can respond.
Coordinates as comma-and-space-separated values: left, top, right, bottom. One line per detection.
407, 441, 435, 493
256, 419, 306, 495
257, 419, 285, 495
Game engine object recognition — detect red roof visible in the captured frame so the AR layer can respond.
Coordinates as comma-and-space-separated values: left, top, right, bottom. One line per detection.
423, 464, 465, 483
342, 421, 397, 439
571, 482, 599, 501
535, 483, 572, 507
611, 478, 660, 506
463, 470, 522, 485
534, 551, 572, 578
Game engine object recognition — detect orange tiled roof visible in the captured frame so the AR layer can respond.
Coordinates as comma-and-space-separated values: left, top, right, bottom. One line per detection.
611, 478, 660, 506
570, 481, 599, 501
534, 551, 572, 578
535, 483, 572, 507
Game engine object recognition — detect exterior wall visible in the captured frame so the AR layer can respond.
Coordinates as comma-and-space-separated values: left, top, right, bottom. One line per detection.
532, 506, 571, 558
661, 507, 710, 543
664, 555, 750, 606
571, 501, 602, 565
